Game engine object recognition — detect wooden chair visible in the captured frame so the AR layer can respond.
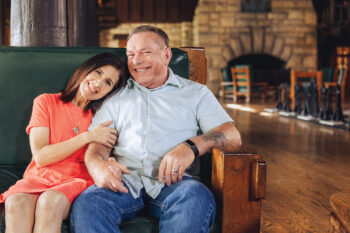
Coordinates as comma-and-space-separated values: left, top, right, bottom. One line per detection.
231, 66, 268, 103
290, 70, 323, 109
323, 67, 348, 102
219, 66, 234, 99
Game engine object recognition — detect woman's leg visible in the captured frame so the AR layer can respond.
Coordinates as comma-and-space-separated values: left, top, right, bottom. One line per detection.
33, 190, 70, 233
5, 193, 38, 233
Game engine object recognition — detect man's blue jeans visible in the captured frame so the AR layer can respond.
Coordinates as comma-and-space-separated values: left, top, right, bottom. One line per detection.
70, 177, 216, 233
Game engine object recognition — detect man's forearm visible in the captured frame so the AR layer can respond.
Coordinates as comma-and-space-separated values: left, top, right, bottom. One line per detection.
85, 143, 111, 185
191, 122, 242, 155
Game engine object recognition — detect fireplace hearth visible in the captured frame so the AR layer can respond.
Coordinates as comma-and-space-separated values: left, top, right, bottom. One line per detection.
228, 54, 290, 86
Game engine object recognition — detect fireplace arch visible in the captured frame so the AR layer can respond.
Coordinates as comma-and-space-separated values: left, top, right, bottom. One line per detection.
228, 53, 290, 85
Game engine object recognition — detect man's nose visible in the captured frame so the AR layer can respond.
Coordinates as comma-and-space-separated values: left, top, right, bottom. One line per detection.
133, 53, 143, 65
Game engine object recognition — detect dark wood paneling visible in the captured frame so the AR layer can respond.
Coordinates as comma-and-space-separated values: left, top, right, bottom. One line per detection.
106, 0, 197, 25
167, 0, 179, 21
142, 0, 154, 21
154, 0, 167, 21
116, 0, 128, 22
130, 0, 141, 21
179, 0, 192, 21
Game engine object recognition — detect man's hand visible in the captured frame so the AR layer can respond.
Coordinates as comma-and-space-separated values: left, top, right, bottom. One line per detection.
86, 143, 130, 193
158, 143, 195, 186
93, 159, 129, 193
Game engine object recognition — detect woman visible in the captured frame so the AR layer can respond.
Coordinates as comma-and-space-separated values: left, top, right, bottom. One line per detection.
0, 53, 128, 233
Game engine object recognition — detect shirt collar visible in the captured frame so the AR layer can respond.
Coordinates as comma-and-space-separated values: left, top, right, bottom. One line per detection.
127, 68, 185, 90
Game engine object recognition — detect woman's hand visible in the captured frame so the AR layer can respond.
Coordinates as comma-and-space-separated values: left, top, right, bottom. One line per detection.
87, 120, 118, 148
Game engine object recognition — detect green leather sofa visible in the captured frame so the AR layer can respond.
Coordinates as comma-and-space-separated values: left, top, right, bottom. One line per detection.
0, 46, 222, 233
0, 46, 266, 233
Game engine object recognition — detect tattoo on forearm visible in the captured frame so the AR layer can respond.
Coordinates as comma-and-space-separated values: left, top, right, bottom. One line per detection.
203, 132, 227, 149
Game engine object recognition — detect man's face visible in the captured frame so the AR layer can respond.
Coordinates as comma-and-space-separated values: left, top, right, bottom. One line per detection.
126, 31, 172, 89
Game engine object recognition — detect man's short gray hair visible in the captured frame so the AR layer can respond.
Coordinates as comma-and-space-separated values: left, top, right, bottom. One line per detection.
128, 25, 169, 47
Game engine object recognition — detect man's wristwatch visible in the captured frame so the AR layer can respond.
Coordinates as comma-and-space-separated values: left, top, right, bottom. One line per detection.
183, 139, 199, 159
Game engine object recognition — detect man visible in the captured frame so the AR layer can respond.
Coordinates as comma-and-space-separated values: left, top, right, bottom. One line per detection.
70, 25, 242, 233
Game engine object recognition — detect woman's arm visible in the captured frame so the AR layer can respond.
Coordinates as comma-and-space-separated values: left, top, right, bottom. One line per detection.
30, 121, 118, 167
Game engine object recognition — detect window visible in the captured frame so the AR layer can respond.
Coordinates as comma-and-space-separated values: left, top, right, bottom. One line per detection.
241, 0, 271, 13
336, 46, 350, 69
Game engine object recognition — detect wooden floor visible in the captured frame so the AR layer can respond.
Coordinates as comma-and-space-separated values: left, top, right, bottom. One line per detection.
221, 100, 350, 233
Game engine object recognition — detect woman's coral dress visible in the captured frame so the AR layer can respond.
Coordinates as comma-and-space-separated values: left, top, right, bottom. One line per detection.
0, 93, 94, 205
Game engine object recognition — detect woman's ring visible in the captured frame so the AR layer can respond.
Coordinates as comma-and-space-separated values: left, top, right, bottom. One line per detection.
171, 169, 178, 174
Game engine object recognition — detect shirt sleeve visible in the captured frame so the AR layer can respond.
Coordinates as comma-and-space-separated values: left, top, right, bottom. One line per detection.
26, 94, 50, 135
89, 95, 118, 131
196, 86, 233, 133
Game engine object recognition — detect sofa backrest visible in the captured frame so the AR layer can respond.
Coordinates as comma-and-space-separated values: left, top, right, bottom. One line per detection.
0, 47, 189, 171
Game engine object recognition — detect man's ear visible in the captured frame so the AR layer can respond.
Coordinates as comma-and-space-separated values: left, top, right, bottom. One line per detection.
164, 47, 172, 65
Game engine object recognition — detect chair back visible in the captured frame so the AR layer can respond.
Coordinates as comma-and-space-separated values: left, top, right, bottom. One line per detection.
321, 67, 334, 82
231, 66, 251, 94
335, 67, 347, 85
221, 66, 232, 82
290, 70, 323, 108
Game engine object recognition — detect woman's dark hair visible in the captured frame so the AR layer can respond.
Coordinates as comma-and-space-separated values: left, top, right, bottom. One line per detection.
60, 53, 128, 114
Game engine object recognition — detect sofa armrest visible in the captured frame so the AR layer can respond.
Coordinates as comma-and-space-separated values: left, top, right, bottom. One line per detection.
211, 148, 266, 233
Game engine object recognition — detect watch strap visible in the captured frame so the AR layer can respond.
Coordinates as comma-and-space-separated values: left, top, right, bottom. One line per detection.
184, 139, 199, 158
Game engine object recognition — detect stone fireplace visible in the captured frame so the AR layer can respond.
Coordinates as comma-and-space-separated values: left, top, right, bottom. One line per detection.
228, 54, 289, 86
193, 0, 317, 94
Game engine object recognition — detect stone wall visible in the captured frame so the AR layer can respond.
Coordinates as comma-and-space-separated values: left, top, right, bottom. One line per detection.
193, 0, 318, 94
99, 22, 193, 48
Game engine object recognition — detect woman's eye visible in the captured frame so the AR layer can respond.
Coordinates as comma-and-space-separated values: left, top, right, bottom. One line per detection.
106, 80, 112, 86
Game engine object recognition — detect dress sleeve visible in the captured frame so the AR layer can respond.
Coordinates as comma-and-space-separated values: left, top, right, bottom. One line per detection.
26, 94, 50, 134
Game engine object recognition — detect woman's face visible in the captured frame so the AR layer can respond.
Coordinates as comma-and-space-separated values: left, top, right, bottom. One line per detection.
79, 65, 120, 101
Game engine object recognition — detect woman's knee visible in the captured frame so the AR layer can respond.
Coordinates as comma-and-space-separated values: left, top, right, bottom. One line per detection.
5, 193, 37, 216
36, 190, 69, 219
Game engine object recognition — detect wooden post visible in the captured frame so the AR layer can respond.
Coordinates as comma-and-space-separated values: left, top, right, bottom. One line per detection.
0, 0, 10, 45
11, 0, 97, 46
68, 0, 98, 46
11, 0, 67, 46
0, 0, 3, 45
